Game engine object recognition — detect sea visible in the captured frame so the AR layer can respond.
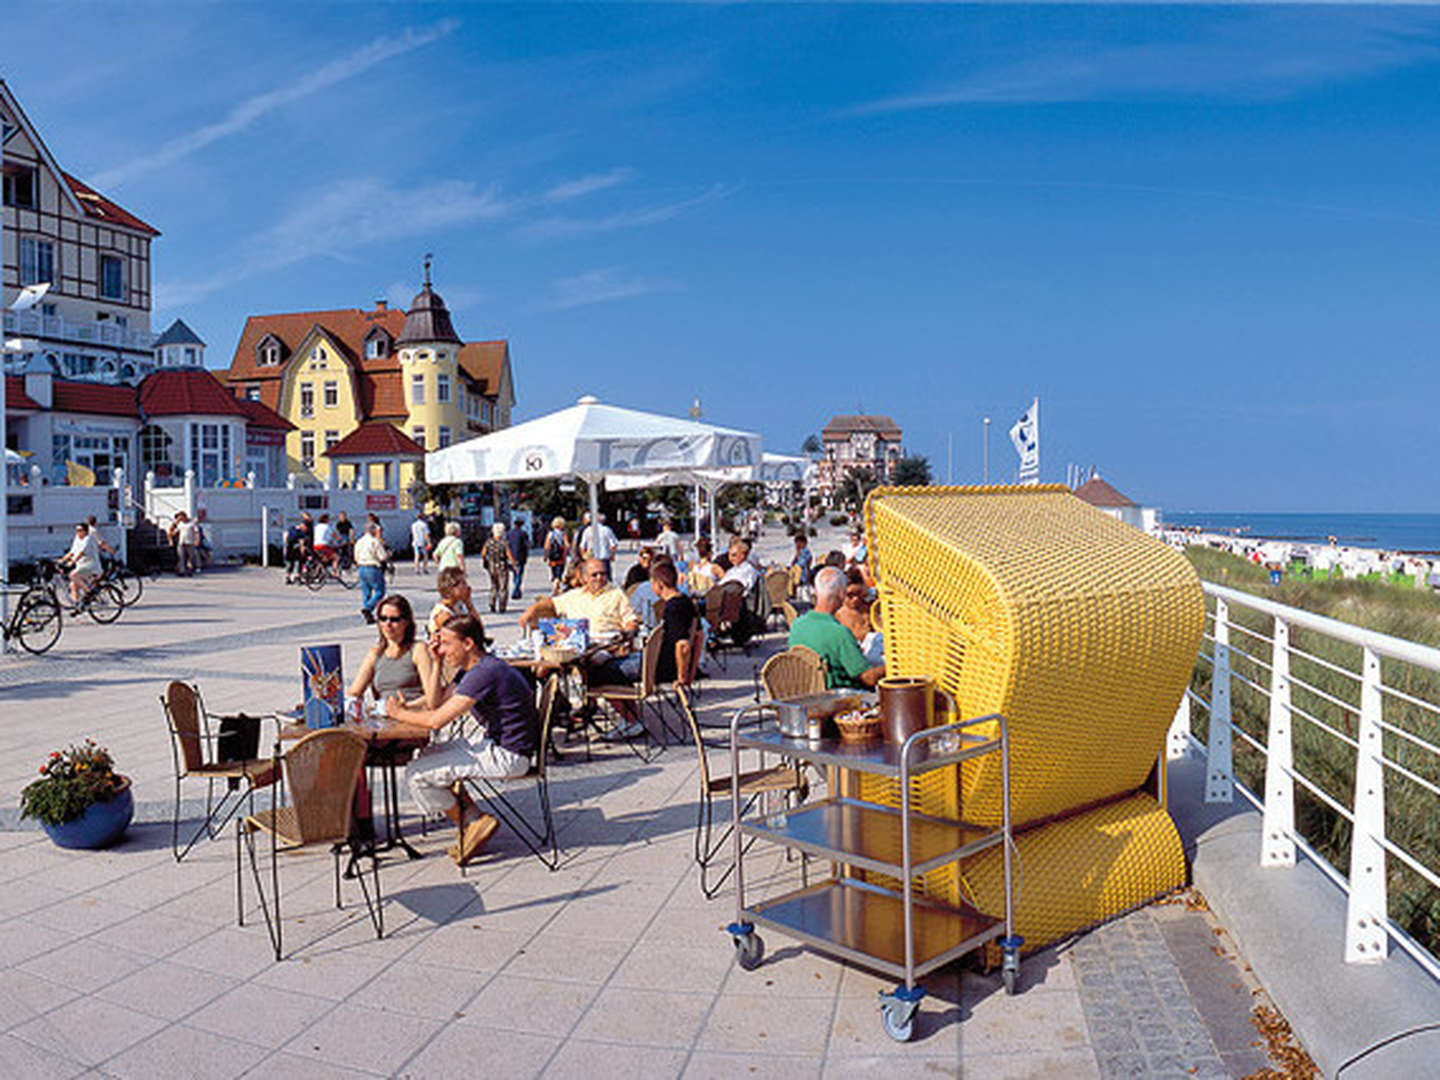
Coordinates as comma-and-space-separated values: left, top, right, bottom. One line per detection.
1165, 513, 1440, 554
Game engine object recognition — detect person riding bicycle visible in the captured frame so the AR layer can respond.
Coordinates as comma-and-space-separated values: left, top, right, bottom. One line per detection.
334, 511, 355, 569
57, 521, 102, 607
312, 513, 338, 566
284, 514, 310, 585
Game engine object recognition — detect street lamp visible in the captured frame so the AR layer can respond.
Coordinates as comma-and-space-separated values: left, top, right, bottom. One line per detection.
982, 416, 991, 484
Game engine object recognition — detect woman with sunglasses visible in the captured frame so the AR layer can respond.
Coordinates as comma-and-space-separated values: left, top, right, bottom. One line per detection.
348, 595, 440, 713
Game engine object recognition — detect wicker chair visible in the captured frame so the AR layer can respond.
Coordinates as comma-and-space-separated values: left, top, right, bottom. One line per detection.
675, 685, 809, 899
457, 673, 563, 871
237, 728, 380, 960
760, 646, 827, 702
763, 568, 791, 631
163, 680, 276, 862
585, 626, 674, 753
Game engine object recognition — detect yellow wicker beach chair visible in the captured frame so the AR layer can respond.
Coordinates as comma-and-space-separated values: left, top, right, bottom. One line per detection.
861, 484, 1204, 952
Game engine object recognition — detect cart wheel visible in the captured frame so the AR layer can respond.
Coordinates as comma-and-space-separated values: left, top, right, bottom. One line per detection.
1003, 967, 1018, 996
734, 932, 765, 970
881, 1003, 915, 1042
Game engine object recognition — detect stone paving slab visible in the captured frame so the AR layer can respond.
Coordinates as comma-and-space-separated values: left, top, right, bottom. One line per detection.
0, 522, 1296, 1076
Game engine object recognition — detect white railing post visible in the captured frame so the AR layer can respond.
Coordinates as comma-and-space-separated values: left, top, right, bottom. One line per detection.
260, 504, 270, 568
1345, 646, 1388, 962
1261, 617, 1296, 868
1207, 596, 1234, 803
1167, 693, 1191, 761
183, 469, 196, 518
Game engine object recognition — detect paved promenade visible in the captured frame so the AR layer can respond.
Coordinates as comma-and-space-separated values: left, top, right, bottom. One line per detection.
0, 526, 1286, 1077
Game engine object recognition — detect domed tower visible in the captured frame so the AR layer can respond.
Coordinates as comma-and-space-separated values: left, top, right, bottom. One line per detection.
396, 255, 464, 453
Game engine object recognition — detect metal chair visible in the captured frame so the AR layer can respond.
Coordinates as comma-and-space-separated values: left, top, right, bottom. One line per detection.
237, 728, 381, 961
586, 627, 673, 754
163, 680, 276, 862
457, 672, 563, 871
675, 685, 809, 899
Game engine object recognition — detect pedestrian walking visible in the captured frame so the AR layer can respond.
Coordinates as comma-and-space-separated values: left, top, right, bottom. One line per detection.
433, 521, 466, 573
544, 516, 569, 596
354, 523, 388, 623
174, 511, 199, 577
410, 511, 432, 574
481, 522, 516, 613
506, 517, 530, 600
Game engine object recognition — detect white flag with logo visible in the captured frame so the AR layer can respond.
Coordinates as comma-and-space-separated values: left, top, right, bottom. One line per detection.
1009, 397, 1039, 484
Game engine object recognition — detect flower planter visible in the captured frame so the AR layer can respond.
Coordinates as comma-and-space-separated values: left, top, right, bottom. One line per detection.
42, 777, 133, 850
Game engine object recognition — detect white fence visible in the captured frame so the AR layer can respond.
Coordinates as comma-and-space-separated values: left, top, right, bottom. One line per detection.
1177, 581, 1440, 980
144, 470, 418, 562
5, 464, 118, 565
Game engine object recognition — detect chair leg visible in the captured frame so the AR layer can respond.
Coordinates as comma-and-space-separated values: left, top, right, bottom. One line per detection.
234, 819, 243, 926
242, 825, 281, 960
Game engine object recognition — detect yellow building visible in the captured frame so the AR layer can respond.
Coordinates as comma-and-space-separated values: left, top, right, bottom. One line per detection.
221, 269, 514, 486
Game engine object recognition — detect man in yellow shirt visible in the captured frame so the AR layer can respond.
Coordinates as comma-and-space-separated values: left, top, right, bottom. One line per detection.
519, 558, 639, 641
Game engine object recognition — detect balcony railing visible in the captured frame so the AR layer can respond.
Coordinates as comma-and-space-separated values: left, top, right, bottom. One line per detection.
3, 308, 156, 352
1178, 581, 1440, 981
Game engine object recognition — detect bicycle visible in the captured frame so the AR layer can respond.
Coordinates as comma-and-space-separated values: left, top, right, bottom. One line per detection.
35, 558, 126, 624
100, 556, 143, 607
0, 585, 63, 655
298, 551, 356, 592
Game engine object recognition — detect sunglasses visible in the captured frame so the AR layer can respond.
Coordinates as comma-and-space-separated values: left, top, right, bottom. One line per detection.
376, 615, 407, 625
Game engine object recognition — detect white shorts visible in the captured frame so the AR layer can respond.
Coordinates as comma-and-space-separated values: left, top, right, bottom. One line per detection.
405, 736, 530, 815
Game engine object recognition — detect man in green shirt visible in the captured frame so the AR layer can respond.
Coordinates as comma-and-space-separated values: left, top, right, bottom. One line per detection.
788, 566, 886, 689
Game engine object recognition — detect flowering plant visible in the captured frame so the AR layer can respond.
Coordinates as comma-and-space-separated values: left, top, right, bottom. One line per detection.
19, 740, 126, 827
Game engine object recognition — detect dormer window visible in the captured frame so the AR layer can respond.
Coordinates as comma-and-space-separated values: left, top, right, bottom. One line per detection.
364, 330, 391, 359
257, 335, 283, 367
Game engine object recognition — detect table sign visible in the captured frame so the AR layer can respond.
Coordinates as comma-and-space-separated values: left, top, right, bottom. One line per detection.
301, 644, 344, 729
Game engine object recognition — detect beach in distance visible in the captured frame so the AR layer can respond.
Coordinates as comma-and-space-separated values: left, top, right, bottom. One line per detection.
1166, 513, 1440, 554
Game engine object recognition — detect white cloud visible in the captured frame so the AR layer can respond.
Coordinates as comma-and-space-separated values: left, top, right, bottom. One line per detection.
93, 19, 459, 189
540, 267, 681, 311
543, 167, 636, 203
844, 20, 1440, 114
522, 183, 735, 239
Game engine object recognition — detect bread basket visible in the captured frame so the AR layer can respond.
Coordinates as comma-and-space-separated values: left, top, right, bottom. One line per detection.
833, 707, 882, 743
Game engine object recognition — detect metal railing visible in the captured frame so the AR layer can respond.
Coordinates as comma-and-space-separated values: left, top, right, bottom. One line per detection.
3, 308, 156, 352
1178, 582, 1440, 980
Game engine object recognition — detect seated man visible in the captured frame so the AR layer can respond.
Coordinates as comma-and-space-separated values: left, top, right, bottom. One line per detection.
592, 560, 699, 737
623, 546, 656, 590
719, 538, 760, 594
520, 558, 640, 643
386, 614, 538, 866
788, 566, 885, 690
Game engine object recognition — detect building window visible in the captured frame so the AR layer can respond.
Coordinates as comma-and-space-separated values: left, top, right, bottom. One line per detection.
411, 426, 426, 450
411, 373, 425, 405
436, 373, 451, 404
365, 336, 387, 359
245, 385, 261, 402
183, 346, 195, 364
300, 432, 315, 470
438, 426, 452, 448
259, 342, 280, 366
100, 255, 126, 301
19, 237, 54, 286
325, 430, 340, 453
116, 316, 129, 329
2, 164, 38, 208
299, 383, 314, 418
189, 422, 231, 487
323, 380, 338, 408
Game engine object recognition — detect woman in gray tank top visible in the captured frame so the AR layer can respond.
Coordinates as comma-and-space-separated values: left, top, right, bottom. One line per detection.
348, 595, 439, 711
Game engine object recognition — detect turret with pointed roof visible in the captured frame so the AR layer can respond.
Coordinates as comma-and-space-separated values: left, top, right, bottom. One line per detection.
396, 255, 462, 346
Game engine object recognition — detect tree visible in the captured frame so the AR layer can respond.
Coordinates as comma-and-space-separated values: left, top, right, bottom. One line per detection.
891, 455, 933, 487
837, 467, 878, 512
801, 433, 822, 455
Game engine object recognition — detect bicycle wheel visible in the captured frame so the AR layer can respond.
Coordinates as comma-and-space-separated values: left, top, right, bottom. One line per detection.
86, 582, 125, 624
113, 567, 144, 606
14, 592, 62, 655
333, 562, 356, 590
304, 561, 327, 592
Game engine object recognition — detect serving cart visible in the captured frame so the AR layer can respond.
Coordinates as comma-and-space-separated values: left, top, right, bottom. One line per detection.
722, 704, 1020, 1041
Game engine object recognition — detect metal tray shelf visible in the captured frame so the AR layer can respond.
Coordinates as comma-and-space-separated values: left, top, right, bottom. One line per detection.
739, 797, 1001, 877
748, 877, 1003, 982
735, 725, 1000, 779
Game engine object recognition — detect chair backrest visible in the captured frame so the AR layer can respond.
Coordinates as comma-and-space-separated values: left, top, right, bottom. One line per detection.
781, 601, 799, 628
283, 729, 366, 845
534, 673, 561, 780
706, 580, 744, 628
673, 685, 710, 793
164, 681, 206, 773
625, 581, 641, 600
681, 624, 705, 686
760, 647, 827, 701
765, 568, 791, 608
639, 625, 665, 696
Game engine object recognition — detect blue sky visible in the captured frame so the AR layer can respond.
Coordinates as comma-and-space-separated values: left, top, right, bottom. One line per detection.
8, 3, 1440, 512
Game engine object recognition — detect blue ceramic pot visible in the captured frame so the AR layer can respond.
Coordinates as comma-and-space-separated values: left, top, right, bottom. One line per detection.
43, 779, 133, 850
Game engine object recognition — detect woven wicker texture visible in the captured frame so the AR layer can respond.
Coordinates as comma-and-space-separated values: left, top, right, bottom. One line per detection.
862, 484, 1203, 828
959, 793, 1185, 954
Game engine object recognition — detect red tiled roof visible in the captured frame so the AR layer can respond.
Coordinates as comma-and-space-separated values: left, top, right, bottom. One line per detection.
225, 307, 407, 386
323, 422, 425, 458
234, 397, 295, 431
61, 172, 159, 237
1074, 477, 1135, 508
822, 414, 902, 439
51, 380, 137, 417
138, 369, 247, 418
458, 341, 507, 394
5, 376, 41, 410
